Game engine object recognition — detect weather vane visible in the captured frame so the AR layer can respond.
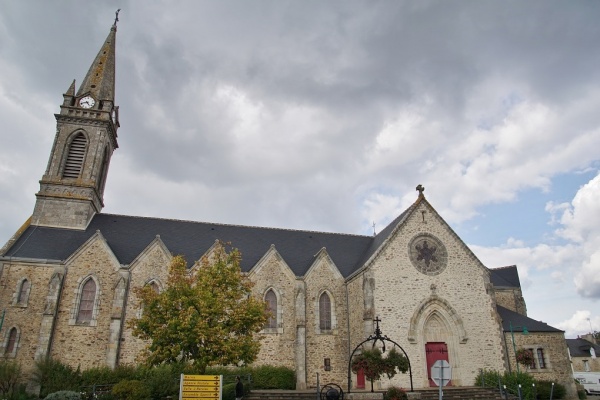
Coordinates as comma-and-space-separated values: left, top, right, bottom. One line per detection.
113, 9, 121, 27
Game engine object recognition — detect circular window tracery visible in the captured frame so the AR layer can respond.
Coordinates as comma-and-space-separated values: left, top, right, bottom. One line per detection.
408, 233, 448, 275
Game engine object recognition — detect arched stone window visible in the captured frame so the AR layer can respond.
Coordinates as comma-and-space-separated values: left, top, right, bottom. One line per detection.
265, 289, 278, 330
136, 279, 162, 318
148, 281, 160, 294
319, 292, 333, 332
13, 278, 31, 306
3, 327, 19, 357
77, 278, 96, 323
70, 276, 101, 326
62, 132, 88, 178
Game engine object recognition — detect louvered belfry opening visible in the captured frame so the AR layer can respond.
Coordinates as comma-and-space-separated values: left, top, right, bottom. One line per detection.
63, 133, 88, 178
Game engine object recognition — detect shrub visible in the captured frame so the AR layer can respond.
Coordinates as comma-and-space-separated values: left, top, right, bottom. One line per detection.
111, 380, 150, 400
34, 358, 81, 399
535, 380, 566, 399
384, 386, 407, 400
578, 388, 587, 399
43, 390, 81, 400
221, 382, 242, 400
475, 369, 502, 387
250, 365, 295, 389
139, 364, 181, 399
81, 364, 138, 387
0, 359, 21, 397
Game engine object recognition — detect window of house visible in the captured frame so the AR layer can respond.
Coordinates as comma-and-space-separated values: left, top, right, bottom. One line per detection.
63, 133, 87, 178
319, 292, 332, 331
536, 348, 546, 369
4, 327, 18, 356
77, 278, 97, 323
265, 289, 278, 329
528, 348, 536, 369
16, 279, 31, 305
584, 360, 590, 372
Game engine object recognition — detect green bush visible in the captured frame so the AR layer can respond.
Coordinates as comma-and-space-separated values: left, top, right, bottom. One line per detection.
43, 390, 81, 400
578, 388, 587, 399
250, 365, 295, 389
535, 380, 566, 399
139, 364, 181, 399
0, 359, 22, 397
384, 386, 407, 400
111, 379, 150, 400
34, 358, 82, 399
81, 364, 138, 386
476, 369, 566, 400
476, 369, 502, 387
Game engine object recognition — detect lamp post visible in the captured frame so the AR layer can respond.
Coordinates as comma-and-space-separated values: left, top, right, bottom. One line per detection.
509, 321, 529, 373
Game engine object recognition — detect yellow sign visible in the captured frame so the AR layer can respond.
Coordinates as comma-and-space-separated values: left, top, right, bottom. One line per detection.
179, 374, 222, 400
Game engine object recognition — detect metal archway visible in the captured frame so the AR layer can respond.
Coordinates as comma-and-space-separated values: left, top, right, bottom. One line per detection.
347, 317, 414, 393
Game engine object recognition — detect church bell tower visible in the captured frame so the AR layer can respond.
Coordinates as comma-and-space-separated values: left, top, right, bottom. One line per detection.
32, 18, 120, 230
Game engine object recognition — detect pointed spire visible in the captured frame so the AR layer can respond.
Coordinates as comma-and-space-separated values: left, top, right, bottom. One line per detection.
76, 21, 117, 102
66, 79, 76, 96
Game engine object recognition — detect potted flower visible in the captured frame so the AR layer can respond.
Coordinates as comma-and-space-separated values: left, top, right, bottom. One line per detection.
515, 348, 535, 367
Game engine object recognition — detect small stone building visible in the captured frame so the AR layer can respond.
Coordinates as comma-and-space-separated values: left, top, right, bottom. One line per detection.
0, 21, 576, 396
568, 336, 600, 373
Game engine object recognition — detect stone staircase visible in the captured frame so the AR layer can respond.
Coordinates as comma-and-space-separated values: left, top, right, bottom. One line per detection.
244, 386, 509, 400
416, 386, 507, 400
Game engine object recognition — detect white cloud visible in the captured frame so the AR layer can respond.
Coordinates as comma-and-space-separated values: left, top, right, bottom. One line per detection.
556, 310, 600, 338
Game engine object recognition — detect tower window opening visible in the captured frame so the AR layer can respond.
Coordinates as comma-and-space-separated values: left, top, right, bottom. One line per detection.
63, 133, 87, 178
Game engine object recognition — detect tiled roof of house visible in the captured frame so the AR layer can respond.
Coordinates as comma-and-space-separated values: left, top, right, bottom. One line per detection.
497, 305, 562, 333
567, 338, 600, 357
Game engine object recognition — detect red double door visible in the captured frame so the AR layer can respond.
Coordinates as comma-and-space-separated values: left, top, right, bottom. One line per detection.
425, 342, 451, 387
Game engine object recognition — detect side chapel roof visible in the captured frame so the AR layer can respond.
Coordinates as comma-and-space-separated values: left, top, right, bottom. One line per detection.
497, 305, 563, 333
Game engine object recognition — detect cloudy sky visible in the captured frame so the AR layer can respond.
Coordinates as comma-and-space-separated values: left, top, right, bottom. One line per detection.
1, 1, 599, 338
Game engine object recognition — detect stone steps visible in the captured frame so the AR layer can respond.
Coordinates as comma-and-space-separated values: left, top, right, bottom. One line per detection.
417, 386, 506, 400
244, 387, 509, 400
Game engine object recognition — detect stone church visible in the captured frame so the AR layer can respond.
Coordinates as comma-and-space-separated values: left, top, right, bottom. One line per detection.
0, 21, 575, 395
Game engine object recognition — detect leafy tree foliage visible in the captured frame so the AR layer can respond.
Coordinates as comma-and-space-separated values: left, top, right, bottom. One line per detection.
0, 359, 21, 397
351, 347, 409, 389
130, 242, 269, 373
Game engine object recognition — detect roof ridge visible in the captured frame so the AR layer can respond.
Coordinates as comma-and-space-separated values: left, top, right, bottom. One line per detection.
98, 213, 371, 238
490, 265, 517, 270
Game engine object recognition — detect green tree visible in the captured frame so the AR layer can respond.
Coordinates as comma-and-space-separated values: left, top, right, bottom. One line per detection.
130, 241, 269, 373
351, 347, 409, 391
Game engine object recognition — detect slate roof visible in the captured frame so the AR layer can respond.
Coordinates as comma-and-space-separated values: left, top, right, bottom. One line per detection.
567, 338, 600, 357
497, 305, 562, 333
489, 265, 521, 288
3, 213, 377, 278
3, 199, 531, 282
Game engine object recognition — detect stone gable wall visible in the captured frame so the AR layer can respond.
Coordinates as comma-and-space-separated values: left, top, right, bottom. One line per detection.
119, 243, 171, 365
304, 255, 348, 388
250, 251, 297, 370
367, 202, 506, 389
49, 237, 121, 369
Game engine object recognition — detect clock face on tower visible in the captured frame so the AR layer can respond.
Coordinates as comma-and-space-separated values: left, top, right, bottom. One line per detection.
408, 233, 448, 275
79, 95, 96, 109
